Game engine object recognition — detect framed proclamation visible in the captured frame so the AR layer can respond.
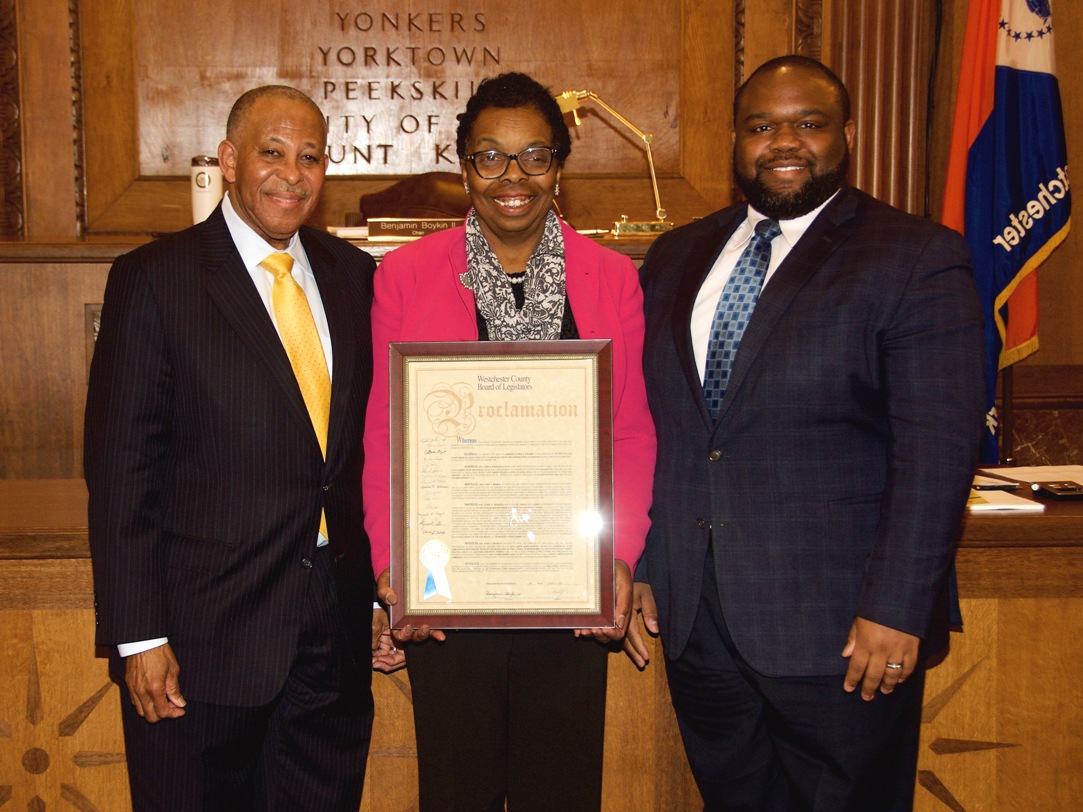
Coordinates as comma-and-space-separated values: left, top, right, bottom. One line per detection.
389, 340, 615, 629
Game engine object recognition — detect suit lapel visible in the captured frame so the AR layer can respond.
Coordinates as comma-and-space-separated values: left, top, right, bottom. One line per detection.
715, 188, 858, 424
201, 213, 322, 451
305, 232, 354, 467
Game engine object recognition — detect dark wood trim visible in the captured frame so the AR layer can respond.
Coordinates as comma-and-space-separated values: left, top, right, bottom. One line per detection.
70, 0, 87, 235
999, 364, 1083, 410
10, 479, 1083, 558
0, 3, 24, 237
0, 239, 149, 262
735, 0, 746, 87
795, 0, 823, 59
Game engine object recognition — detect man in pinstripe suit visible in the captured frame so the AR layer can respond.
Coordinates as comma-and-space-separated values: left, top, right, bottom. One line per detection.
85, 86, 377, 811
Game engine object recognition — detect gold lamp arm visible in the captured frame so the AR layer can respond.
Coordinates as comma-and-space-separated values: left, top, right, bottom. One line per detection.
556, 89, 671, 233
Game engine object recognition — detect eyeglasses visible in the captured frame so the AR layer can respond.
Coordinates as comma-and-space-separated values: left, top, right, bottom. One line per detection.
463, 147, 558, 179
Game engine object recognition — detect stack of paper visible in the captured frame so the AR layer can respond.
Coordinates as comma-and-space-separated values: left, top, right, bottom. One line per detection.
967, 488, 1044, 512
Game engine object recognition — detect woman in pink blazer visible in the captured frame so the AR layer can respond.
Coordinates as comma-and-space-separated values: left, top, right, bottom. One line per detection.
363, 72, 655, 810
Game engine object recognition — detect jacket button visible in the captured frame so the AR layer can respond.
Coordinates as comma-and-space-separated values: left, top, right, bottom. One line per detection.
322, 485, 330, 492
708, 450, 722, 462
301, 558, 314, 569
696, 518, 707, 529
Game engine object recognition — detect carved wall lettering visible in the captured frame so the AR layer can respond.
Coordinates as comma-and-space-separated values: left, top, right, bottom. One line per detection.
130, 2, 680, 178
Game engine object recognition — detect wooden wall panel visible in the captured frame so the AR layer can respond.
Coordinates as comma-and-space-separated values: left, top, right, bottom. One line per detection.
738, 0, 800, 86
0, 608, 128, 810
680, 0, 736, 209
914, 599, 1001, 812
915, 596, 1083, 812
130, 1, 682, 178
996, 598, 1083, 810
1, 0, 772, 236
15, 0, 79, 238
72, 0, 727, 235
79, 0, 138, 228
0, 260, 109, 479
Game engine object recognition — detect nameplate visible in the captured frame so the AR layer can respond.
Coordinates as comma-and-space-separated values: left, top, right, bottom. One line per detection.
367, 217, 464, 241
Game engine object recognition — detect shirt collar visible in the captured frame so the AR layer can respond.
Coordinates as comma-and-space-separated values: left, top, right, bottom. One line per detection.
222, 191, 309, 274
746, 187, 841, 246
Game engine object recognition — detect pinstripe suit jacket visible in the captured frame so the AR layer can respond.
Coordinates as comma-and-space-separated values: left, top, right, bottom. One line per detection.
637, 185, 985, 677
85, 206, 376, 706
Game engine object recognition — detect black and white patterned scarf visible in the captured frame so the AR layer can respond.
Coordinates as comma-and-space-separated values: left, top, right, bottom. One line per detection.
461, 209, 566, 341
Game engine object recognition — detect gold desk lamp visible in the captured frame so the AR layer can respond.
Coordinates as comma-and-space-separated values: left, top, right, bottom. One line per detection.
556, 89, 674, 236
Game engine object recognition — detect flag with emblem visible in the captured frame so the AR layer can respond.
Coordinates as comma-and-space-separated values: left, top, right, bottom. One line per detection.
941, 0, 1071, 463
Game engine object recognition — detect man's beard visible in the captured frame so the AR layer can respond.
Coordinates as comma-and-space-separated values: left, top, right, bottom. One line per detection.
735, 151, 849, 220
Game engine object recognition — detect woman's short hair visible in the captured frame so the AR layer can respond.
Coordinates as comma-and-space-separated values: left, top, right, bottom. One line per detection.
456, 72, 572, 163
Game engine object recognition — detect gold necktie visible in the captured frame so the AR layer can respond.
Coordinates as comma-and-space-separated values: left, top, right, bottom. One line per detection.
261, 252, 330, 539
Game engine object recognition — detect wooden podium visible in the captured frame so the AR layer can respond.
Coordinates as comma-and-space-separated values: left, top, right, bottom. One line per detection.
2, 479, 1081, 810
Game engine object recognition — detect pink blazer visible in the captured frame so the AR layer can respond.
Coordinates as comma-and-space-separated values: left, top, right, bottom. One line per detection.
363, 220, 657, 576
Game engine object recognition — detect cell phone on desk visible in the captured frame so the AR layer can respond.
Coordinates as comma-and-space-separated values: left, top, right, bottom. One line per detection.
973, 480, 1019, 491
1030, 481, 1083, 499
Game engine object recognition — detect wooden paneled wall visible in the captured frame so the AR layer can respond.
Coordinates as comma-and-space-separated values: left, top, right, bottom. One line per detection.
0, 12, 1079, 462
0, 256, 110, 479
0, 8, 1080, 469
10, 1, 1078, 362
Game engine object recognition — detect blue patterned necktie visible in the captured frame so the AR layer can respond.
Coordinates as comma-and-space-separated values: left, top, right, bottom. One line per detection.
702, 218, 782, 419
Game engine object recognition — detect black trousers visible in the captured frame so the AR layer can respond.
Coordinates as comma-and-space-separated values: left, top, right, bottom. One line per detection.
665, 549, 925, 812
120, 548, 374, 812
406, 629, 609, 812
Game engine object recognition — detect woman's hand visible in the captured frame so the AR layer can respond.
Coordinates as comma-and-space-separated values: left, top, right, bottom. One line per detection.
371, 606, 406, 673
575, 560, 634, 644
376, 568, 446, 650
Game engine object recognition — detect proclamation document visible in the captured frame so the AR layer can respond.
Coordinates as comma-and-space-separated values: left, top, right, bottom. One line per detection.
389, 340, 614, 629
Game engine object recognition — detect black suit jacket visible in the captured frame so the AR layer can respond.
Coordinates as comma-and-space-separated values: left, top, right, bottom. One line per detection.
85, 207, 376, 706
638, 186, 985, 677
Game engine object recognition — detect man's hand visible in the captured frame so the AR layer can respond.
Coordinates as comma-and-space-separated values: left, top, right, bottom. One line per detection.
124, 643, 186, 723
575, 560, 634, 644
842, 616, 920, 700
376, 568, 446, 646
622, 581, 659, 669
